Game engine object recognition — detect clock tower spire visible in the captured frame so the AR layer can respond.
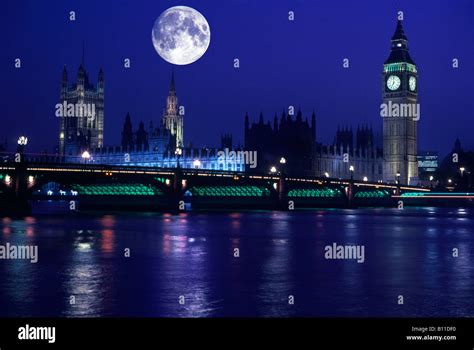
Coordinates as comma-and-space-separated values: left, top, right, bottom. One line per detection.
382, 18, 419, 185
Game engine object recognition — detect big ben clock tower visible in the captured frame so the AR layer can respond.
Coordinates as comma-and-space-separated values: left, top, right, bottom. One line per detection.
382, 19, 418, 185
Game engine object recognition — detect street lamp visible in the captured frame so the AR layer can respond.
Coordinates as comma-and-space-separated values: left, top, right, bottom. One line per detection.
396, 172, 401, 184
349, 165, 354, 181
193, 159, 201, 169
175, 147, 182, 168
279, 157, 286, 165
324, 172, 330, 178
270, 166, 277, 174
460, 167, 466, 176
363, 176, 368, 182
448, 178, 452, 184
17, 136, 28, 146
429, 175, 434, 189
17, 136, 28, 160
81, 151, 90, 164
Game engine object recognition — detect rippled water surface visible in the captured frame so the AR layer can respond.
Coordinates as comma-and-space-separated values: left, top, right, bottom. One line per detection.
0, 207, 473, 317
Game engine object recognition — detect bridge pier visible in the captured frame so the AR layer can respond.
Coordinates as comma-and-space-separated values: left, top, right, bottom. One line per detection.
277, 173, 287, 210
347, 182, 354, 208
171, 168, 184, 213
1, 161, 31, 216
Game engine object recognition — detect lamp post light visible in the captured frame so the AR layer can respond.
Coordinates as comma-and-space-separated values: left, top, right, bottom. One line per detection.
429, 175, 434, 189
279, 157, 286, 176
460, 167, 466, 188
17, 136, 28, 146
396, 172, 401, 185
175, 147, 182, 168
17, 136, 28, 160
270, 166, 277, 174
363, 176, 368, 182
324, 172, 330, 178
81, 151, 90, 164
193, 159, 201, 169
349, 165, 354, 181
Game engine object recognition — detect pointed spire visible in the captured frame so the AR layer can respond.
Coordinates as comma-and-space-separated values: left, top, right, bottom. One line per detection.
454, 137, 462, 152
392, 19, 408, 41
62, 65, 68, 82
244, 112, 250, 133
385, 18, 414, 64
169, 70, 176, 95
81, 41, 85, 67
296, 109, 302, 122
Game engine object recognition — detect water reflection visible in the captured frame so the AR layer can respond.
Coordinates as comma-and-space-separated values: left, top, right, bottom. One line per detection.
158, 217, 213, 317
0, 208, 473, 317
63, 230, 104, 317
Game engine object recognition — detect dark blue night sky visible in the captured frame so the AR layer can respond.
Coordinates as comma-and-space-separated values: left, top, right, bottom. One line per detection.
2, 0, 474, 156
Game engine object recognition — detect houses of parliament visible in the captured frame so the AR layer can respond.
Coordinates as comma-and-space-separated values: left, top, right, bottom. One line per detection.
58, 19, 419, 185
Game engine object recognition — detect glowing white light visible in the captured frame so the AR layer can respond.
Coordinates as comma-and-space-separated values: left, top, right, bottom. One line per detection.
324, 172, 330, 178
193, 159, 201, 168
349, 165, 354, 172
5, 175, 11, 184
363, 176, 368, 182
17, 136, 28, 146
47, 190, 53, 196
165, 179, 171, 186
273, 182, 278, 190
270, 166, 277, 173
280, 157, 286, 164
81, 151, 91, 159
28, 176, 34, 184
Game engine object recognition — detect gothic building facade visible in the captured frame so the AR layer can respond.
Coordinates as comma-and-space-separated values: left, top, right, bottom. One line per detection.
244, 110, 316, 175
59, 69, 244, 171
161, 72, 184, 149
244, 19, 418, 184
59, 63, 104, 156
58, 19, 419, 183
245, 111, 383, 180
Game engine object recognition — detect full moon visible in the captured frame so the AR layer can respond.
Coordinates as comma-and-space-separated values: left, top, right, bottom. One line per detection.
152, 6, 211, 65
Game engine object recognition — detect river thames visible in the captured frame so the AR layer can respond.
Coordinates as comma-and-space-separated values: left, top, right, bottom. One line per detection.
0, 207, 473, 317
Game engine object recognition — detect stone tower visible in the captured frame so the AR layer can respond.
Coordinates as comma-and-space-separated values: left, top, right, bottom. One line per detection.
382, 19, 418, 185
59, 61, 104, 156
162, 72, 183, 149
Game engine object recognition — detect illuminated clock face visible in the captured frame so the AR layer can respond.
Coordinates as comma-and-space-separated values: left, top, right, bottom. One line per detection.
387, 75, 401, 91
409, 76, 416, 91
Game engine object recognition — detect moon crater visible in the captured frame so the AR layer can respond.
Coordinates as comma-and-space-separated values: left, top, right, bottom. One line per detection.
152, 6, 211, 65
